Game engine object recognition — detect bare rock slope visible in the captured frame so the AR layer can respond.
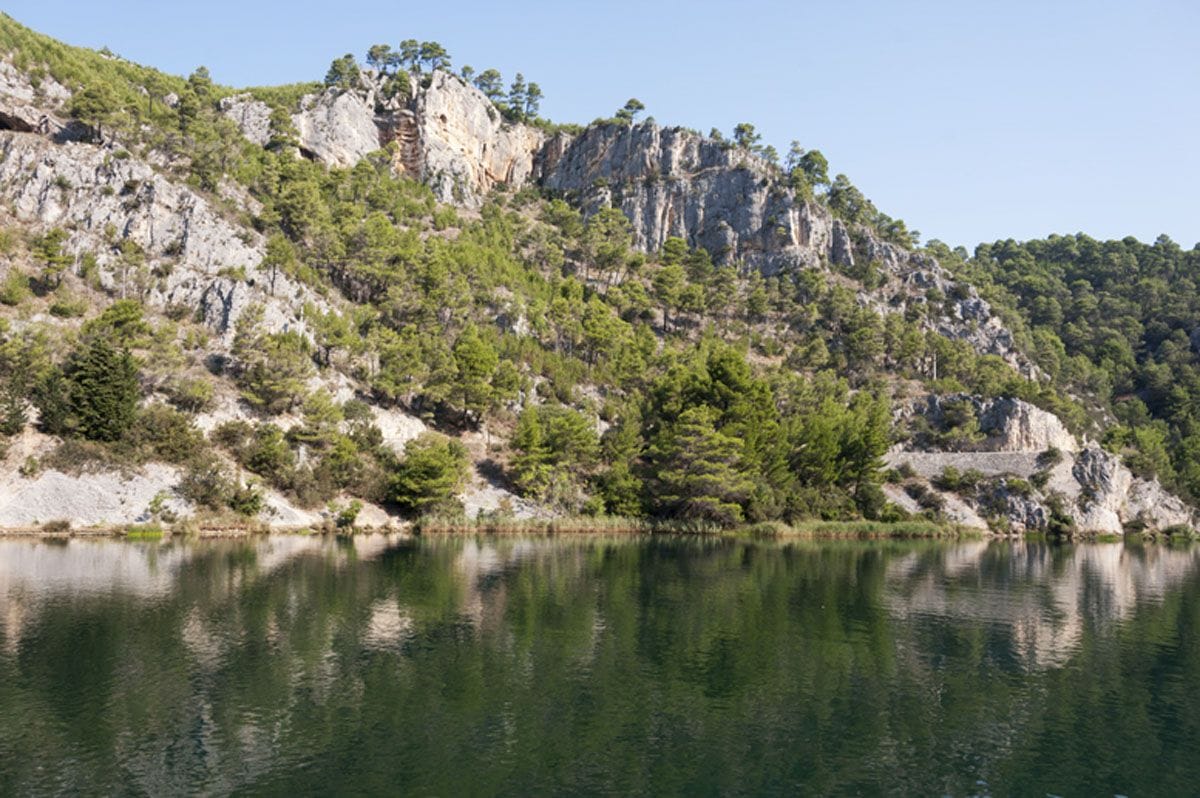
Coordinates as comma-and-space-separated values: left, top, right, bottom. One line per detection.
887, 395, 1192, 534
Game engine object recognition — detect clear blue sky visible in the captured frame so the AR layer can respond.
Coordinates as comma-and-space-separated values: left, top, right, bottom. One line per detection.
6, 0, 1198, 249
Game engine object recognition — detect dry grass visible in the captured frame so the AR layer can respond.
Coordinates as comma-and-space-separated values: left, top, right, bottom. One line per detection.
414, 515, 968, 539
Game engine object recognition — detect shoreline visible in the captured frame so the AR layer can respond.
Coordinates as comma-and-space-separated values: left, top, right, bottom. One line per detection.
1, 517, 1189, 541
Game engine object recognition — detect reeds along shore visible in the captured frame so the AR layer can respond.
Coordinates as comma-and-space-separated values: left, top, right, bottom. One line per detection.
13, 516, 1193, 541
411, 515, 970, 539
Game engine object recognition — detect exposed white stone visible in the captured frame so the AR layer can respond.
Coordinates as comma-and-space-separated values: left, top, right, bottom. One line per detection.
292, 89, 382, 168
218, 94, 271, 147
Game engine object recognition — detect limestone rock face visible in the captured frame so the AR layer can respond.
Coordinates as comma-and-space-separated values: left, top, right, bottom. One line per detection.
1073, 446, 1194, 531
536, 121, 1030, 371
0, 60, 70, 135
0, 132, 322, 339
0, 133, 261, 274
292, 89, 382, 168
218, 95, 271, 147
208, 71, 1031, 373
979, 397, 1078, 453
890, 394, 1194, 535
414, 71, 546, 205
914, 394, 1076, 453
540, 123, 834, 272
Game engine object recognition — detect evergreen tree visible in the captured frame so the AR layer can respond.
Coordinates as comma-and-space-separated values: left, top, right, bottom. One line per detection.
648, 407, 754, 526
614, 98, 645, 124
507, 73, 527, 118
398, 40, 421, 72
451, 325, 498, 424
474, 69, 504, 100
324, 54, 360, 90
366, 44, 394, 73
32, 228, 71, 289
68, 83, 118, 141
418, 41, 451, 72
524, 82, 543, 119
66, 336, 139, 442
733, 122, 762, 152
511, 405, 553, 497
390, 432, 469, 512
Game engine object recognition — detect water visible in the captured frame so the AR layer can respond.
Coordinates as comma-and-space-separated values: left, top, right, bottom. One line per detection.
1, 535, 1198, 796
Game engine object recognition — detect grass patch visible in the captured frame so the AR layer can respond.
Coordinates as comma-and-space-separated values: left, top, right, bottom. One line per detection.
124, 524, 164, 539
39, 518, 71, 534
414, 515, 967, 539
767, 520, 971, 540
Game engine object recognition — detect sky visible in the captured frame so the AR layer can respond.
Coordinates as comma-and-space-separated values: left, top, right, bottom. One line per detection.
4, 0, 1198, 249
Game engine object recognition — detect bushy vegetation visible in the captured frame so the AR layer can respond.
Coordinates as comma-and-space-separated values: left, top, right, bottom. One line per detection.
940, 234, 1200, 500
2, 12, 1190, 532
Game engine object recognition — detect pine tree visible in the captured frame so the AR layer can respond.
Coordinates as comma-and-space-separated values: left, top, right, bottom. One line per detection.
68, 83, 119, 142
32, 228, 72, 289
649, 407, 753, 526
66, 336, 139, 442
324, 54, 360, 90
512, 406, 553, 497
390, 432, 469, 512
451, 326, 498, 425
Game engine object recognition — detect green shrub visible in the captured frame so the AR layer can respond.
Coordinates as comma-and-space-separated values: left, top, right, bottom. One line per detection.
390, 432, 469, 513
933, 466, 961, 490
165, 376, 215, 413
126, 404, 205, 464
0, 271, 30, 306
1005, 477, 1033, 497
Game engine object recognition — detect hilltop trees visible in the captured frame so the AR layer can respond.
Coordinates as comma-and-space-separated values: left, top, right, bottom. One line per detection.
366, 44, 394, 73
614, 98, 645, 124
474, 69, 504, 100
733, 122, 762, 152
324, 54, 360, 89
353, 40, 547, 121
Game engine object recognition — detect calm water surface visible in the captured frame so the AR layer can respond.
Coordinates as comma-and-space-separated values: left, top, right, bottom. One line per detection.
1, 534, 1198, 796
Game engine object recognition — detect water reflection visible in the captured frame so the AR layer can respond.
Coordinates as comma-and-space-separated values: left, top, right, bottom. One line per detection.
884, 541, 1200, 668
0, 535, 1197, 796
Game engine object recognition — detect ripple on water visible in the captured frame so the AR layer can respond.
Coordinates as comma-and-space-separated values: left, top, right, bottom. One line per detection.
1, 536, 1199, 795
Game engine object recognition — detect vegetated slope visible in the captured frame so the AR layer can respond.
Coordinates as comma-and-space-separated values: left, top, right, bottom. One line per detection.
0, 13, 1191, 535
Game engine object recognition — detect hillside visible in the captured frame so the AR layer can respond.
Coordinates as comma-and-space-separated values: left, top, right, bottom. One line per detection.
0, 14, 1194, 536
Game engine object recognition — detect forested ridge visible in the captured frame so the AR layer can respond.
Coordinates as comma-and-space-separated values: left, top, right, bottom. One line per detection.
0, 13, 1195, 531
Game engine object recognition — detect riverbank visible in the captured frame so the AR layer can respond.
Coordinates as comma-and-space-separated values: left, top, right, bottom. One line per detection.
2, 515, 1194, 541
0, 516, 968, 540
411, 516, 977, 539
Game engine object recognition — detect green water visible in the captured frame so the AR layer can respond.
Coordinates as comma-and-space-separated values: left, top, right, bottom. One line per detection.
0, 535, 1197, 796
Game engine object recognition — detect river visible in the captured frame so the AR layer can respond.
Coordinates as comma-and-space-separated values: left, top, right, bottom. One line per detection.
0, 534, 1197, 795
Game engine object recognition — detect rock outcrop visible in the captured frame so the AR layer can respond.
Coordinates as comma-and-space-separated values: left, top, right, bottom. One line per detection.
292, 89, 383, 168
888, 394, 1194, 535
0, 131, 325, 340
0, 59, 71, 137
414, 71, 546, 204
217, 73, 1030, 370
218, 95, 271, 147
911, 394, 1077, 453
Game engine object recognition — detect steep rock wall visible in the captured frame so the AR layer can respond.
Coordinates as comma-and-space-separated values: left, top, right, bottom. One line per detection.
0, 132, 321, 340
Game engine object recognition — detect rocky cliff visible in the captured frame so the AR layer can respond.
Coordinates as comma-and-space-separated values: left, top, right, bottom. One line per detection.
0, 45, 1191, 536
220, 71, 1027, 370
0, 131, 321, 340
886, 394, 1193, 535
